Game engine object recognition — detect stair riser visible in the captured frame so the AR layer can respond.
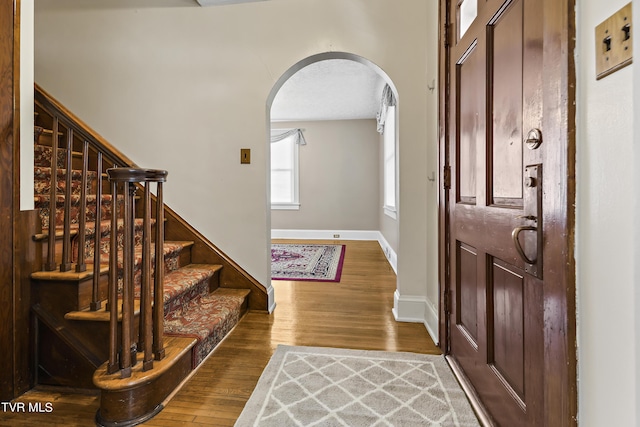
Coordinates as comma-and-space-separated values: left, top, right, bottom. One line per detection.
190, 308, 240, 368
73, 224, 146, 263
110, 246, 188, 292
33, 246, 188, 312
163, 280, 209, 319
34, 166, 98, 195
35, 224, 146, 268
32, 273, 110, 315
34, 143, 85, 170
36, 196, 121, 230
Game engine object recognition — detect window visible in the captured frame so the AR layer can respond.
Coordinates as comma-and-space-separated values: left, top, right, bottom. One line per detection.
459, 0, 478, 39
271, 129, 300, 210
383, 105, 397, 218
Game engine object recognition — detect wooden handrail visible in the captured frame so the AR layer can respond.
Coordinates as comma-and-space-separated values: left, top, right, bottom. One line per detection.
35, 84, 137, 168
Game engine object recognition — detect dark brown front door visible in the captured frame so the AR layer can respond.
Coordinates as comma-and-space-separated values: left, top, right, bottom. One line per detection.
440, 0, 576, 425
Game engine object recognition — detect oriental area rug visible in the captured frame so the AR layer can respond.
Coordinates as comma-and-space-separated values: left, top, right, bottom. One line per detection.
271, 244, 346, 282
235, 345, 480, 427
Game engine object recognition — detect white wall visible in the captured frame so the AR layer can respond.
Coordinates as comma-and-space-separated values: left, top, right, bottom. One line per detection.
34, 0, 436, 320
270, 119, 380, 232
392, 1, 440, 343
635, 2, 640, 423
20, 0, 34, 211
576, 1, 636, 425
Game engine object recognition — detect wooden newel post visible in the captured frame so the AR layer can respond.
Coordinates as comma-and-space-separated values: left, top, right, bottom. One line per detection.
106, 167, 168, 377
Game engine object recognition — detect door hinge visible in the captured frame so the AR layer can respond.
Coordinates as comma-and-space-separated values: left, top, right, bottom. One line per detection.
443, 165, 451, 190
443, 22, 450, 48
443, 289, 451, 314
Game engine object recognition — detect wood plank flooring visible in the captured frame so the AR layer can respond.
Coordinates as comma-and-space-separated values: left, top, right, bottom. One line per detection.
0, 240, 439, 426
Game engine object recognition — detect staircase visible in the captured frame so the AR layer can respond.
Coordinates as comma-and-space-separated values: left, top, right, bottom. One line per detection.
29, 84, 268, 426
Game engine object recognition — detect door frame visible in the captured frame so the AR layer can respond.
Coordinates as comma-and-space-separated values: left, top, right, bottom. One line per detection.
437, 0, 577, 425
0, 0, 19, 400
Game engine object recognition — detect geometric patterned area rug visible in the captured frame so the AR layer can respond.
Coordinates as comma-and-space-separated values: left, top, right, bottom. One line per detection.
235, 345, 480, 427
271, 244, 346, 282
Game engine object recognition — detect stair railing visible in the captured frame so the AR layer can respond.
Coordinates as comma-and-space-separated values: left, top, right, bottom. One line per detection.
35, 84, 168, 376
107, 168, 167, 376
35, 85, 131, 303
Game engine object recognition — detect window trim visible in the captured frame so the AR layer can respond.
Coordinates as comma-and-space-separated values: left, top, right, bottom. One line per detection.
270, 129, 300, 210
382, 105, 397, 219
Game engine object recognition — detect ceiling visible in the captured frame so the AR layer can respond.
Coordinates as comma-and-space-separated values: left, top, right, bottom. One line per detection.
195, 0, 268, 6
193, 2, 386, 122
270, 59, 386, 122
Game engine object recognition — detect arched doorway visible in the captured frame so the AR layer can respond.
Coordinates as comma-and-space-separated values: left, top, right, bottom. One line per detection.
265, 52, 400, 289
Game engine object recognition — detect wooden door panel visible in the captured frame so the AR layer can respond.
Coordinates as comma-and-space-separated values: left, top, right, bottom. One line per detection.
457, 242, 479, 345
489, 0, 524, 205
489, 258, 525, 402
456, 42, 483, 204
453, 206, 525, 269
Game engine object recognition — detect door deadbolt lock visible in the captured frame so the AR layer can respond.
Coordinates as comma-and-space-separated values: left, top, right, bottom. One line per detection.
525, 128, 542, 150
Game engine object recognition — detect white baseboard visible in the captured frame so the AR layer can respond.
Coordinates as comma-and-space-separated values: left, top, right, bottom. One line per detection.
424, 300, 440, 346
271, 229, 379, 240
393, 290, 440, 346
267, 285, 276, 314
376, 233, 397, 274
271, 229, 397, 272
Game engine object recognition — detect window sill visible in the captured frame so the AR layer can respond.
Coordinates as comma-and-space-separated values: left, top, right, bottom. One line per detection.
271, 203, 300, 211
383, 206, 397, 219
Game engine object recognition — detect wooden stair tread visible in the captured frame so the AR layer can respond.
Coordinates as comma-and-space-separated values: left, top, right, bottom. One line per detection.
179, 263, 223, 273
31, 263, 109, 281
63, 266, 222, 322
163, 264, 222, 295
31, 240, 193, 282
65, 299, 141, 322
34, 217, 166, 241
166, 240, 195, 248
92, 336, 197, 391
38, 128, 63, 137
211, 287, 250, 299
33, 228, 79, 241
34, 143, 83, 157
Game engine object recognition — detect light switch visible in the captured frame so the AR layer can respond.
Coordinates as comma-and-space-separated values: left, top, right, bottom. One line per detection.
240, 148, 251, 164
595, 3, 632, 80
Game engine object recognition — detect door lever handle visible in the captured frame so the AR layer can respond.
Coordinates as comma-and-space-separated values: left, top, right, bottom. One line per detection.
512, 226, 537, 265
516, 215, 537, 221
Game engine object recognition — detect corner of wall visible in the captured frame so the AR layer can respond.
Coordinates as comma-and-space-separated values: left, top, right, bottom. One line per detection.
393, 290, 439, 346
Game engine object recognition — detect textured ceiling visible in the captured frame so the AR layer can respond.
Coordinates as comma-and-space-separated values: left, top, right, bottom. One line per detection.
271, 59, 386, 122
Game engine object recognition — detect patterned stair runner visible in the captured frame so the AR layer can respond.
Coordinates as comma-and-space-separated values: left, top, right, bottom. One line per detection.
33, 132, 248, 369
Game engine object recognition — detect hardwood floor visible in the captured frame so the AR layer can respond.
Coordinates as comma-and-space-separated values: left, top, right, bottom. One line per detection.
1, 240, 439, 426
